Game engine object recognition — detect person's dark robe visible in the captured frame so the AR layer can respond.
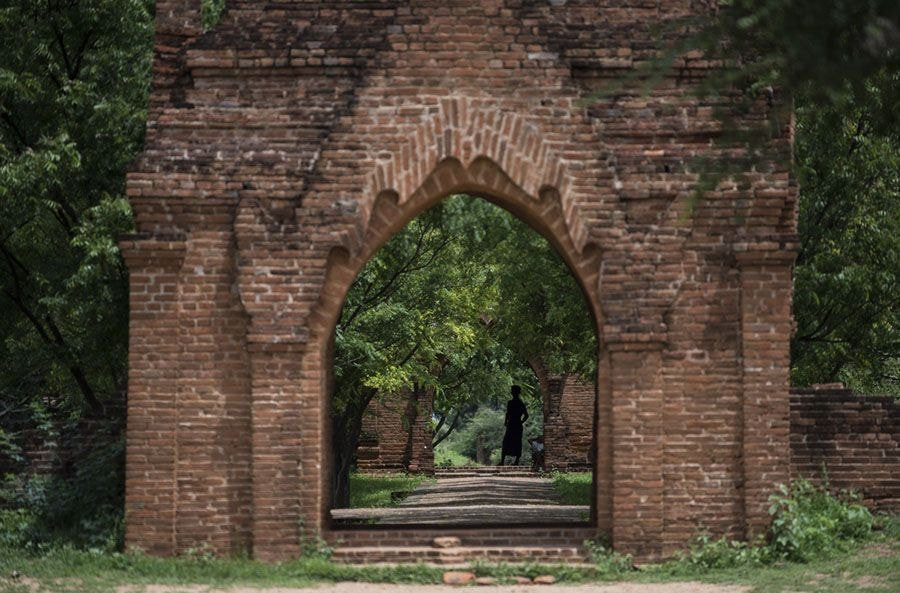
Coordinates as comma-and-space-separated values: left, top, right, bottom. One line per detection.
501, 397, 527, 458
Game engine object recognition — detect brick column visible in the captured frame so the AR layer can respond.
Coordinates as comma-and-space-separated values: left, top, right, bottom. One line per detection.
121, 235, 186, 556
247, 342, 307, 561
736, 247, 795, 536
608, 342, 665, 560
595, 351, 613, 534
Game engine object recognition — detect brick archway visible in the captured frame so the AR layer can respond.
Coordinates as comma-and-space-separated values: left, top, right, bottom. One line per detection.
308, 155, 605, 527
122, 0, 798, 563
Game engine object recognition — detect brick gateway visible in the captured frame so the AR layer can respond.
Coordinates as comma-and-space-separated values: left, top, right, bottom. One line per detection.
122, 2, 798, 561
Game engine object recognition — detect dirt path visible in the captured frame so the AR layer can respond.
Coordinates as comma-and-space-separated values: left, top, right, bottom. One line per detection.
119, 583, 749, 593
331, 471, 589, 525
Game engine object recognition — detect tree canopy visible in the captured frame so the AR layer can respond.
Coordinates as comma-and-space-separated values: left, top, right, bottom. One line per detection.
0, 1, 151, 420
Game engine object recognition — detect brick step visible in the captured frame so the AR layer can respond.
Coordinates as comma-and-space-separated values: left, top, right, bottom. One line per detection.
327, 526, 597, 548
331, 545, 590, 565
435, 466, 539, 477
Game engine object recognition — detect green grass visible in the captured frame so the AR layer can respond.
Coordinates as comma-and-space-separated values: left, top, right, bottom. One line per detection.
551, 471, 592, 505
0, 534, 897, 593
348, 472, 432, 508
0, 518, 897, 593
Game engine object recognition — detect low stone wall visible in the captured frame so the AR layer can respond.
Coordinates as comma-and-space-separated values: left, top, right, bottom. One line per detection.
790, 386, 899, 511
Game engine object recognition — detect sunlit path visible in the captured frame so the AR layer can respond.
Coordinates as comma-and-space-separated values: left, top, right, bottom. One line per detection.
332, 467, 590, 526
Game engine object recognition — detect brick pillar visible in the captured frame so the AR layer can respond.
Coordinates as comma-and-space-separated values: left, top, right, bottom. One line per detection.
542, 376, 566, 470
595, 351, 613, 534
173, 231, 252, 555
737, 249, 794, 536
609, 343, 665, 560
543, 374, 595, 470
248, 342, 307, 561
408, 387, 435, 475
357, 388, 435, 474
121, 235, 186, 556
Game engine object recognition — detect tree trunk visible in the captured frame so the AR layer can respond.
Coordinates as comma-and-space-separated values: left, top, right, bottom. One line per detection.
331, 387, 377, 508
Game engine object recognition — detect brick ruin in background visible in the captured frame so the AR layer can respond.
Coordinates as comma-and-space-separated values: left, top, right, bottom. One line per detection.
357, 389, 435, 474
358, 373, 594, 472
123, 1, 800, 561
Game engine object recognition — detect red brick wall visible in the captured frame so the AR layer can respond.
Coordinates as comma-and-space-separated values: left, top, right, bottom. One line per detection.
790, 387, 899, 512
123, 1, 798, 561
357, 389, 434, 474
543, 374, 595, 471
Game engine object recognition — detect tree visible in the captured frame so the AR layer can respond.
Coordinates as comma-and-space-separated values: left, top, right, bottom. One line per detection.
791, 72, 899, 393
0, 0, 153, 548
0, 1, 151, 416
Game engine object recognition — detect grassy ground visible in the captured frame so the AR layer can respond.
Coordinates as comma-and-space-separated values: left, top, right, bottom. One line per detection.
348, 472, 432, 508
552, 471, 593, 505
0, 529, 896, 593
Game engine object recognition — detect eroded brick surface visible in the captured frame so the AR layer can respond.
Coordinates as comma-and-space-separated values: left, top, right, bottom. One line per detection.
790, 387, 900, 512
123, 1, 799, 561
358, 389, 434, 474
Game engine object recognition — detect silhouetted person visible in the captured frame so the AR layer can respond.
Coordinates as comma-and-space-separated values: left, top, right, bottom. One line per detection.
499, 385, 528, 465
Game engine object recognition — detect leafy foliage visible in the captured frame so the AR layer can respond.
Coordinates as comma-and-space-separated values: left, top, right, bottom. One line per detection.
433, 446, 473, 468
0, 0, 152, 550
664, 479, 874, 572
768, 480, 873, 562
437, 405, 543, 466
0, 1, 151, 414
792, 74, 900, 393
0, 436, 124, 552
582, 540, 634, 576
201, 0, 226, 31
551, 471, 592, 506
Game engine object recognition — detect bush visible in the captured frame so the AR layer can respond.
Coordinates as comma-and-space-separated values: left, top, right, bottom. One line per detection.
433, 447, 473, 468
674, 534, 771, 570
666, 478, 874, 572
551, 472, 592, 506
583, 539, 634, 575
0, 437, 124, 551
768, 479, 873, 562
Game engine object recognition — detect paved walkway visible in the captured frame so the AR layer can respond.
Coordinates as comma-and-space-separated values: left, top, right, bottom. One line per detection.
331, 469, 590, 525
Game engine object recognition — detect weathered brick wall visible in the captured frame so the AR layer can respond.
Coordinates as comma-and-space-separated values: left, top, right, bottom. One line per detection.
124, 0, 798, 561
543, 375, 595, 471
357, 389, 434, 474
790, 387, 900, 512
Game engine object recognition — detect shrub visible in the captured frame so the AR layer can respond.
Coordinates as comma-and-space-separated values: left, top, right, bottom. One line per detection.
441, 406, 544, 465
665, 478, 874, 573
551, 472, 592, 506
0, 437, 124, 551
583, 539, 634, 575
768, 479, 872, 562
674, 534, 771, 570
433, 447, 473, 467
